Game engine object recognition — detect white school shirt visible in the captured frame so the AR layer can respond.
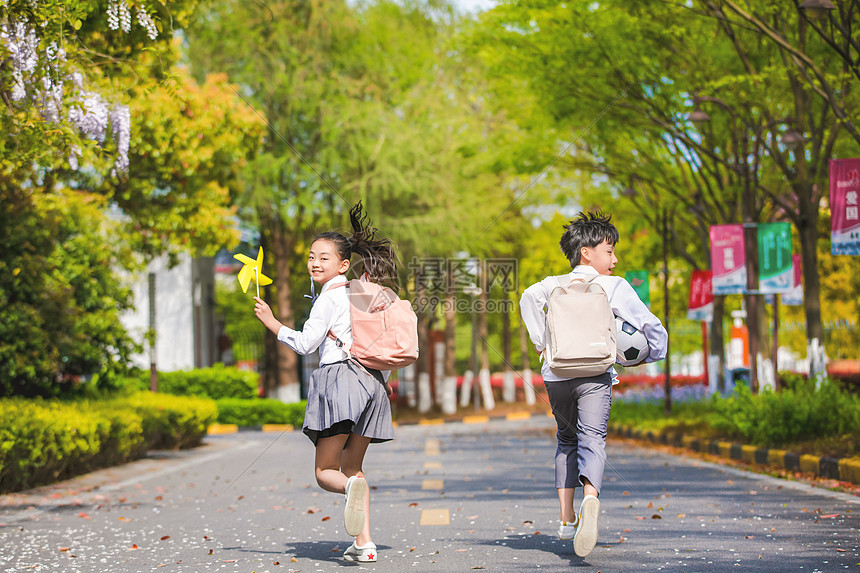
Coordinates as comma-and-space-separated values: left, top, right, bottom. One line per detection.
276, 274, 352, 365
520, 265, 669, 383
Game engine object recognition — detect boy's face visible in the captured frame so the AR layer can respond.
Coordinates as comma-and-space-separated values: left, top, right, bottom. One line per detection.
581, 238, 617, 275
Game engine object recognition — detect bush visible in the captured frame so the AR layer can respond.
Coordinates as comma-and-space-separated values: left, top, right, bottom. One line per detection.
711, 377, 860, 447
0, 393, 217, 493
147, 364, 259, 400
215, 398, 306, 427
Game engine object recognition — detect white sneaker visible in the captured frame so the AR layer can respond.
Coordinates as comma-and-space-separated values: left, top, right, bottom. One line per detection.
573, 494, 600, 557
343, 541, 377, 562
557, 516, 578, 540
344, 476, 368, 537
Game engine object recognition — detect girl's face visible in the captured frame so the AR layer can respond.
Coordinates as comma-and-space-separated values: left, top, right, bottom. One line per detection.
581, 238, 617, 275
308, 239, 350, 285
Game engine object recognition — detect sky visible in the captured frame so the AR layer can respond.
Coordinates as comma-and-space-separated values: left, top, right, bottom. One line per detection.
455, 0, 497, 14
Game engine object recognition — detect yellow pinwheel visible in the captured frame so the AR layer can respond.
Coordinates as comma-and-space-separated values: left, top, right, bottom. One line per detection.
234, 247, 273, 296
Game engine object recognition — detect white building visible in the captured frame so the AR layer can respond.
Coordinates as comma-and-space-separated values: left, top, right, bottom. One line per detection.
121, 254, 218, 372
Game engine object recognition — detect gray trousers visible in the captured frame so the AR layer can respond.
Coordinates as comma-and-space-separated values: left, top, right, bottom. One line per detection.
544, 373, 612, 494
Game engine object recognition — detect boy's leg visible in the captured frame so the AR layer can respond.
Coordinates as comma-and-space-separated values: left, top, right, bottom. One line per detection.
574, 377, 612, 495
572, 375, 611, 557
545, 381, 580, 523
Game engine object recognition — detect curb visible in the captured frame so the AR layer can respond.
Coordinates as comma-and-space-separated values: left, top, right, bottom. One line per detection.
607, 423, 860, 486
207, 423, 294, 434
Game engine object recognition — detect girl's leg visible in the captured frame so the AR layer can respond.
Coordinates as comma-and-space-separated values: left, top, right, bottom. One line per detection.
342, 433, 373, 546
314, 434, 351, 493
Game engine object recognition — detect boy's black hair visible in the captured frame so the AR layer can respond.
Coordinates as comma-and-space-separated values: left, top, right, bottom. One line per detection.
559, 211, 619, 267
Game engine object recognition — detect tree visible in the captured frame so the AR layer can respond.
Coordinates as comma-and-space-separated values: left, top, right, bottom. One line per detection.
0, 1, 264, 395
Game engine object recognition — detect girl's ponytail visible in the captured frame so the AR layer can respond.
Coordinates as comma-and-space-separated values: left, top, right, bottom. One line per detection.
312, 202, 398, 286
346, 202, 398, 286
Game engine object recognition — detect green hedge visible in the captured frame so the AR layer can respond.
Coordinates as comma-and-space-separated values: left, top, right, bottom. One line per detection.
611, 376, 860, 453
0, 393, 216, 494
141, 364, 259, 400
215, 398, 306, 427
711, 377, 860, 447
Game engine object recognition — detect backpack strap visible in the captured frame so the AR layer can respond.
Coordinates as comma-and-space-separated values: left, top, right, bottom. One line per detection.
325, 280, 350, 348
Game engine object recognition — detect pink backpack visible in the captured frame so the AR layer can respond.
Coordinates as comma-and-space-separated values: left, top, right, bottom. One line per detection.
327, 278, 419, 370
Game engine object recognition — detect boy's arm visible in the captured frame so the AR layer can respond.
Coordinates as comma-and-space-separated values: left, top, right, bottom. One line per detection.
519, 279, 552, 353
610, 280, 668, 362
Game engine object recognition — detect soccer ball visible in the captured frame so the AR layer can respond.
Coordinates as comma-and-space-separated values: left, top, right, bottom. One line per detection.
615, 317, 649, 366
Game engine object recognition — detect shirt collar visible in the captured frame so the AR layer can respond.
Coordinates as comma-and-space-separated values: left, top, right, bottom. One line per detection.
321, 274, 348, 293
571, 265, 599, 276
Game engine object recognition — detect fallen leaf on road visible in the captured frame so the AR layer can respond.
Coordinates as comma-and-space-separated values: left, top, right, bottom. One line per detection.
635, 517, 646, 520
273, 561, 280, 565
456, 549, 469, 552
623, 529, 631, 532
622, 491, 630, 496
208, 549, 214, 555
820, 514, 839, 518
76, 512, 91, 519
409, 502, 418, 507
59, 547, 70, 552
221, 559, 237, 562
128, 544, 140, 550
290, 557, 298, 562
321, 516, 331, 521
307, 508, 320, 514
410, 546, 416, 552
651, 514, 662, 519
837, 548, 847, 552
154, 496, 163, 501
745, 535, 754, 539
676, 514, 686, 518
160, 536, 170, 540
647, 502, 653, 508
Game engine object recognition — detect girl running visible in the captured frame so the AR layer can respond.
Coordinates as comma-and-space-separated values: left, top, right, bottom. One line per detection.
253, 202, 397, 563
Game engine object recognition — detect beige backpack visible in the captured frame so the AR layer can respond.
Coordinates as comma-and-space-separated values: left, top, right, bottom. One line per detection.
543, 275, 617, 379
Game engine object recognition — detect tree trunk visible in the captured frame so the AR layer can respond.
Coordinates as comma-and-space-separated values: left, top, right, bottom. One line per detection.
711, 296, 726, 393
416, 282, 433, 413
501, 295, 515, 402
478, 287, 495, 410
797, 201, 825, 378
519, 319, 536, 405
442, 289, 458, 414
270, 224, 300, 402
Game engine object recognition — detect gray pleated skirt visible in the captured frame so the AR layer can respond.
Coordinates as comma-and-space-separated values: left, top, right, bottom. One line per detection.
303, 360, 395, 446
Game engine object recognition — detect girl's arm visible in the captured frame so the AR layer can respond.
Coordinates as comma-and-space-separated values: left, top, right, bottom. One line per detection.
254, 295, 332, 356
254, 297, 283, 335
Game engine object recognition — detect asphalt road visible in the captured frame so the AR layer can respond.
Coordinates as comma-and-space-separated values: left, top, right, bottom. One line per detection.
1, 416, 858, 572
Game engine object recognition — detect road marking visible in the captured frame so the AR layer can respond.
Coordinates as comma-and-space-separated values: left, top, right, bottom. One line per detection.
422, 479, 444, 490
420, 508, 450, 525
506, 412, 532, 421
424, 439, 440, 456
419, 418, 444, 426
424, 462, 442, 469
463, 415, 490, 424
